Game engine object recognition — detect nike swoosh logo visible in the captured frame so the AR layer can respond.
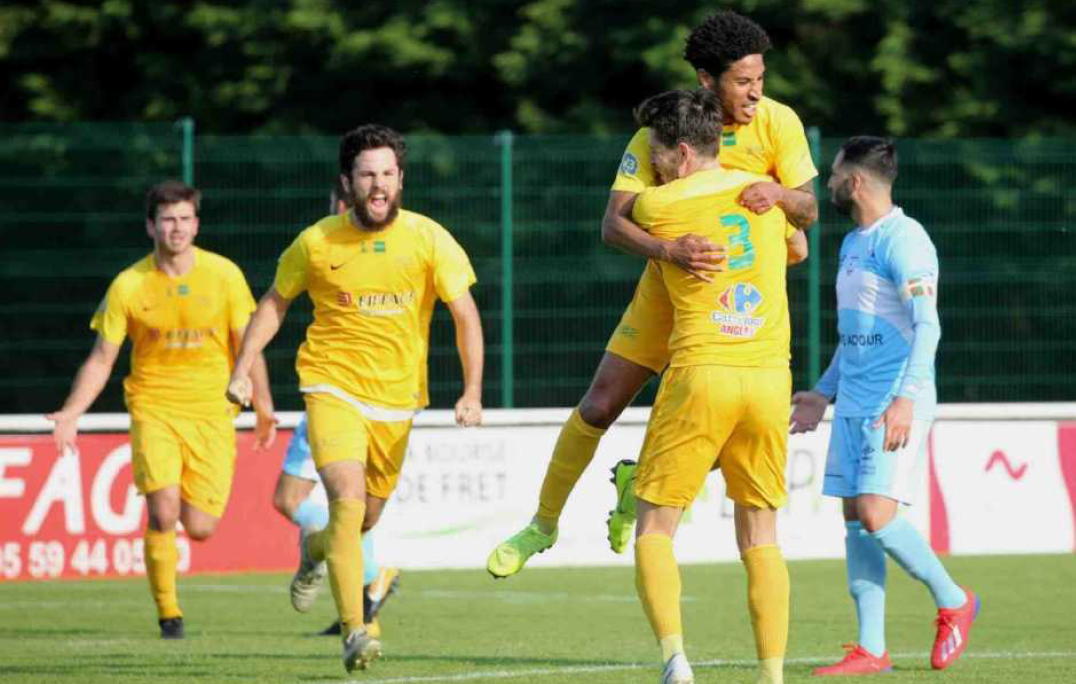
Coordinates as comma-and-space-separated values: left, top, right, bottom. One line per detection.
331, 263, 345, 270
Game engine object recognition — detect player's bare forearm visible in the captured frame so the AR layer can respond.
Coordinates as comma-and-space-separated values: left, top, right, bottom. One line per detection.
447, 291, 483, 426
600, 191, 669, 261
447, 292, 484, 398
233, 289, 290, 379
248, 352, 274, 417
777, 182, 818, 231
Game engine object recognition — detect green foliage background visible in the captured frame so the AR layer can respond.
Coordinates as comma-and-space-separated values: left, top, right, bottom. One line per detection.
3, 0, 1075, 137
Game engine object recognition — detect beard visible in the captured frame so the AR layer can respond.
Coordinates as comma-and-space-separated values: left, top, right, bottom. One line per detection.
830, 179, 855, 217
354, 190, 402, 231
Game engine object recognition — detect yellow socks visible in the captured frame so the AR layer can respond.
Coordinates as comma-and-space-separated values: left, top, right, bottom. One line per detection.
635, 533, 683, 658
743, 544, 789, 684
324, 498, 366, 635
144, 528, 181, 619
537, 408, 606, 522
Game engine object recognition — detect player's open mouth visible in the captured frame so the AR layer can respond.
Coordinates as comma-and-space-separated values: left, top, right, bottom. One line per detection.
369, 196, 388, 210
743, 104, 757, 117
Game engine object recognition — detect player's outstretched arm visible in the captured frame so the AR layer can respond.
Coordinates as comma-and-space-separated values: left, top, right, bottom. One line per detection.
46, 336, 121, 454
601, 190, 725, 281
227, 288, 292, 407
445, 290, 483, 427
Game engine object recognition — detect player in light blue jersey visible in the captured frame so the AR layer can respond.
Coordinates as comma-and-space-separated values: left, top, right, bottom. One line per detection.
270, 183, 399, 638
790, 137, 979, 675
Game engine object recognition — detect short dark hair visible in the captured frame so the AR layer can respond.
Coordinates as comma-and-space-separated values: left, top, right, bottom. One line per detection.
634, 89, 724, 158
330, 173, 351, 212
146, 180, 200, 221
684, 11, 771, 77
839, 136, 899, 184
338, 124, 407, 176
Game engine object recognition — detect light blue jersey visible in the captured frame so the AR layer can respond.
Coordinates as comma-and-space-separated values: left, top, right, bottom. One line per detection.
814, 207, 940, 418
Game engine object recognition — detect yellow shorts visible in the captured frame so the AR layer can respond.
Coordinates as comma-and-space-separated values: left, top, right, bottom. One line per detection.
129, 413, 237, 518
304, 392, 413, 499
635, 365, 791, 509
604, 260, 673, 374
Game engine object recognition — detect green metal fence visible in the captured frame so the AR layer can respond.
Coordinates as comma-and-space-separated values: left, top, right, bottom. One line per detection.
3, 124, 1075, 414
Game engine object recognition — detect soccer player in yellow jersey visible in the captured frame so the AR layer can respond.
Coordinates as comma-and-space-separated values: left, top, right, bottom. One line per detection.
226, 124, 484, 673
488, 10, 816, 577
47, 180, 277, 639
627, 89, 794, 684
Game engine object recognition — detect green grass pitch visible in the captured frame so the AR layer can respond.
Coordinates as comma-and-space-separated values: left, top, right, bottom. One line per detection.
2, 554, 1074, 683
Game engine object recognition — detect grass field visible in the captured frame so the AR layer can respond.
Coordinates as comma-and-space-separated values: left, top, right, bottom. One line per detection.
2, 554, 1074, 684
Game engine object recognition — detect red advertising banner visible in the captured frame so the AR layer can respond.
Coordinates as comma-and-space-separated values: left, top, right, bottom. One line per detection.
0, 431, 298, 581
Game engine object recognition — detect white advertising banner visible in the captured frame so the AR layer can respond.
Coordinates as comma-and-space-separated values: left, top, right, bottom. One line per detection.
930, 421, 1076, 555
376, 417, 887, 570
2, 405, 1074, 578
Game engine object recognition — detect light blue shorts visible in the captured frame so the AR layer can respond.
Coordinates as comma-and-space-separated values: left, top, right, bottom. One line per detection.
822, 416, 931, 505
281, 416, 318, 482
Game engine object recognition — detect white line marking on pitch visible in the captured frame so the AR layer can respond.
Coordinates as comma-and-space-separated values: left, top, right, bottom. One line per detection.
307, 650, 1076, 684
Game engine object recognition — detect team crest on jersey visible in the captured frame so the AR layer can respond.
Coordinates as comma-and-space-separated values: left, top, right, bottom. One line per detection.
711, 282, 766, 338
619, 153, 639, 176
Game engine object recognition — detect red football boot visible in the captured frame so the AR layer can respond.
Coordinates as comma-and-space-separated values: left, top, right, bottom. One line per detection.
932, 587, 980, 670
813, 644, 893, 676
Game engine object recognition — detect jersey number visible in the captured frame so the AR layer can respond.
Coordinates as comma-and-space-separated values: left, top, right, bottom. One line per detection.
721, 214, 755, 270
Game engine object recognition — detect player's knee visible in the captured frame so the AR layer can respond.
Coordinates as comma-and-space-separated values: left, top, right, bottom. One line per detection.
272, 489, 297, 520
577, 393, 624, 429
147, 510, 179, 532
146, 501, 180, 532
184, 519, 218, 541
848, 577, 879, 599
857, 508, 892, 534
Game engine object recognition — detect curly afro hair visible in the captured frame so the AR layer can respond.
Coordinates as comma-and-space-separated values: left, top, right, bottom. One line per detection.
684, 11, 772, 77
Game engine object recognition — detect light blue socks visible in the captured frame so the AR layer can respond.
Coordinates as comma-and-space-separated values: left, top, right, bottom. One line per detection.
871, 517, 965, 609
846, 521, 887, 656
362, 531, 379, 585
291, 499, 329, 530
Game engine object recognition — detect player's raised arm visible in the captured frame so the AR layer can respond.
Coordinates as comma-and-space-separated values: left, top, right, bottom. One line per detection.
46, 335, 122, 455
227, 288, 292, 407
444, 290, 484, 427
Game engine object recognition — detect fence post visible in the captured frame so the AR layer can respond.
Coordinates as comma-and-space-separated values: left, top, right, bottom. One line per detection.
178, 116, 195, 185
807, 126, 822, 385
495, 130, 515, 408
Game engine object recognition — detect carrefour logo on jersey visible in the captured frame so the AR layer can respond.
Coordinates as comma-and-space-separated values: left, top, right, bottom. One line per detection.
711, 282, 766, 338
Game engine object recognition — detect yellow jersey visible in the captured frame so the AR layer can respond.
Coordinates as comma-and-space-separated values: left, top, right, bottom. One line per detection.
91, 248, 256, 419
274, 210, 476, 410
632, 168, 792, 368
613, 96, 817, 193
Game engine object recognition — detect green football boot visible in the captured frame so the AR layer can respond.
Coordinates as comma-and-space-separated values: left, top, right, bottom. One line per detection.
606, 459, 638, 553
486, 522, 558, 578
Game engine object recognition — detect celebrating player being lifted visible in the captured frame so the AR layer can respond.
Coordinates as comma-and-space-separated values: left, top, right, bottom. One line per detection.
227, 124, 484, 673
488, 10, 816, 579
625, 88, 798, 684
48, 180, 277, 639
